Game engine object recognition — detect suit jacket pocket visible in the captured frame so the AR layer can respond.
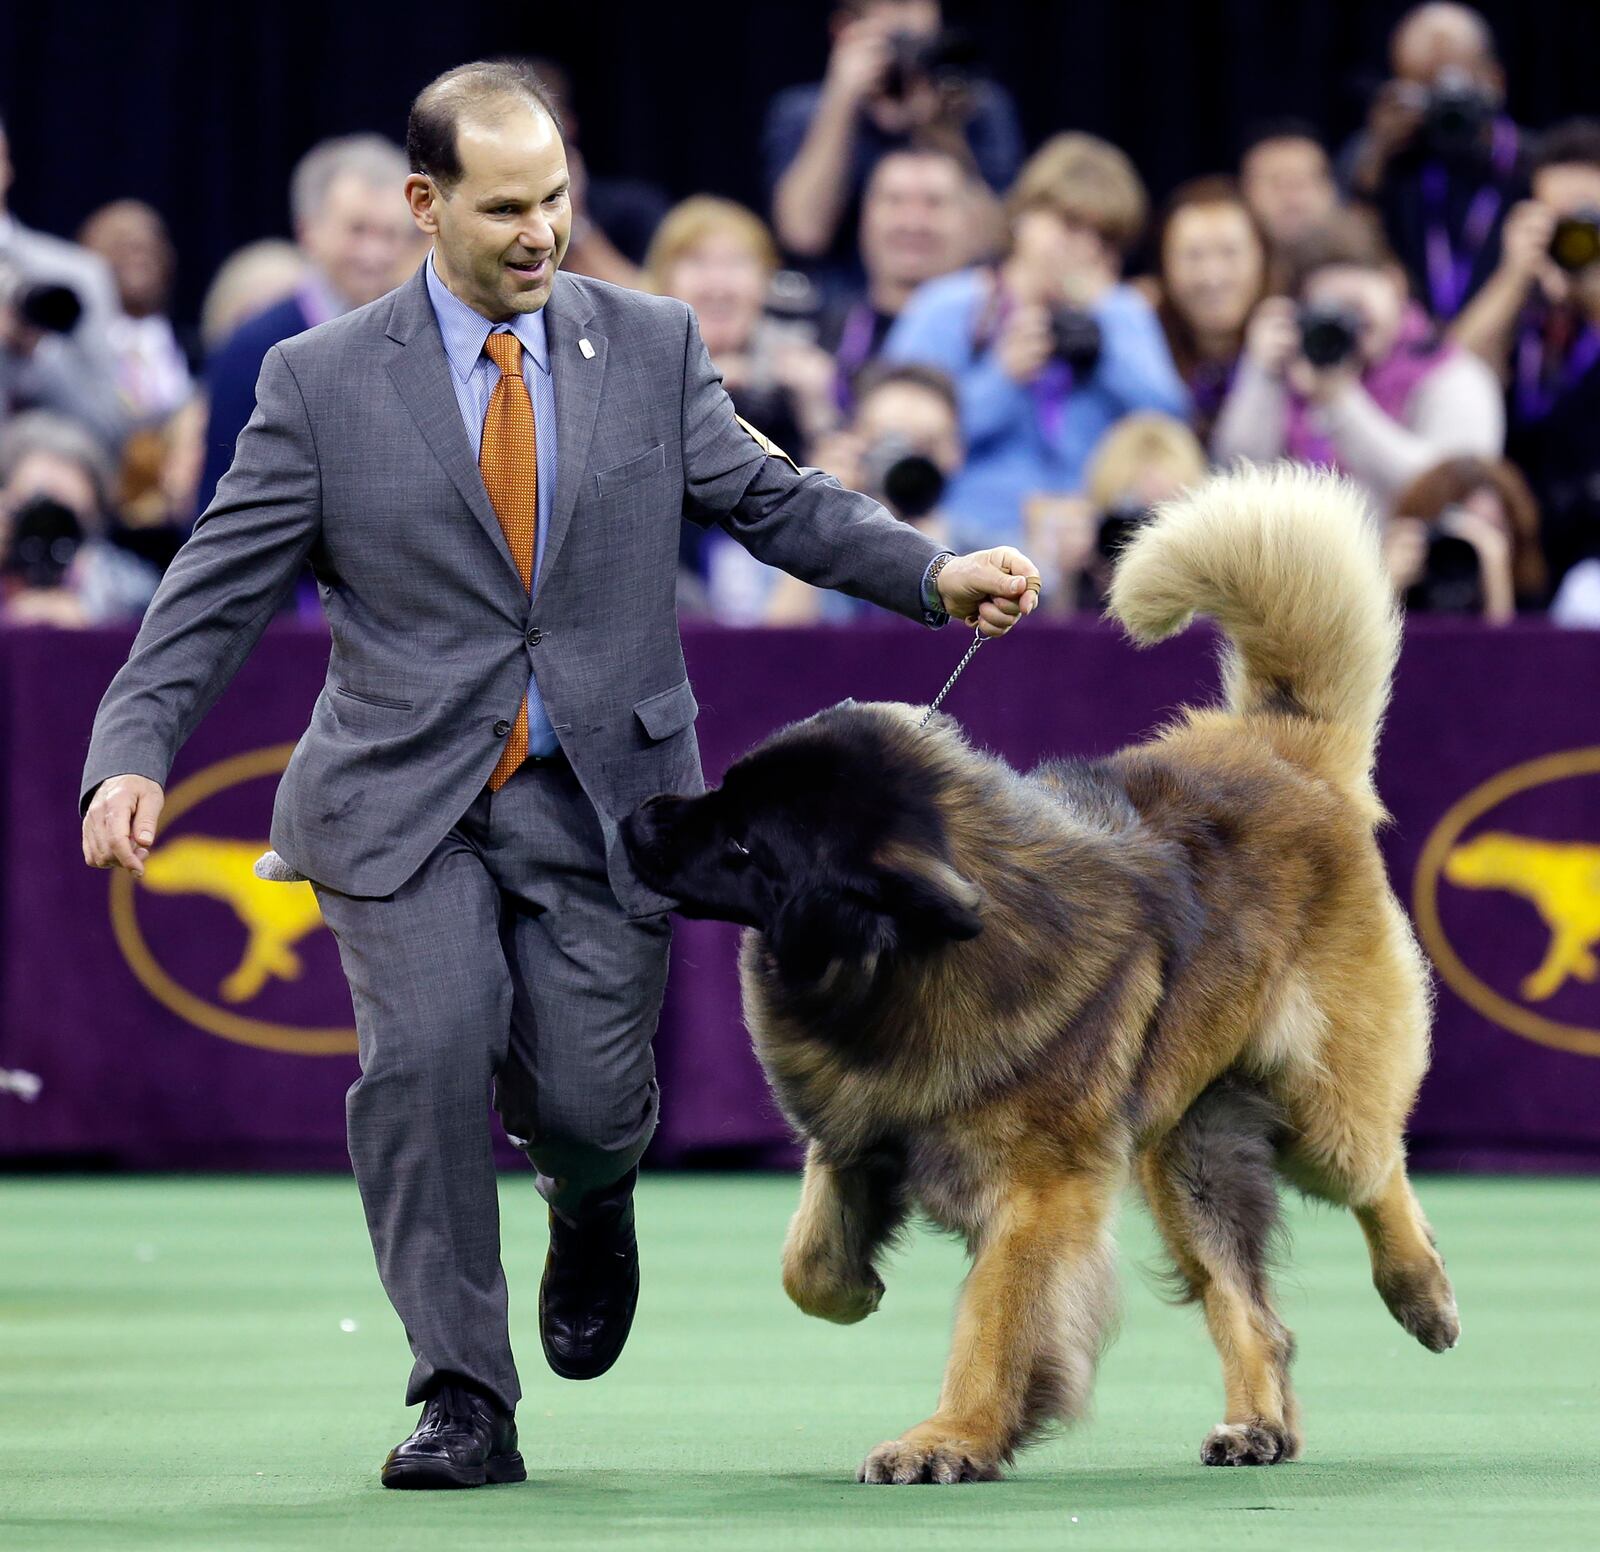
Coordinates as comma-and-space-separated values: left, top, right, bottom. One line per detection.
633, 678, 698, 740
594, 442, 667, 499
334, 683, 414, 711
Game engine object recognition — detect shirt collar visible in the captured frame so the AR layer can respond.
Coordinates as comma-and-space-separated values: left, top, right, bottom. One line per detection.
425, 249, 550, 383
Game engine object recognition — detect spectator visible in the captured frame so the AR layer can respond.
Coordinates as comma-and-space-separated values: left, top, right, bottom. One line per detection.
765, 0, 1022, 287
1451, 118, 1600, 588
716, 361, 963, 623
1341, 3, 1526, 322
1152, 177, 1268, 443
1212, 213, 1503, 512
1387, 456, 1543, 621
522, 56, 670, 287
884, 132, 1188, 549
1026, 412, 1207, 614
820, 144, 978, 412
77, 200, 194, 426
195, 135, 412, 519
1239, 120, 1340, 267
0, 111, 129, 449
198, 239, 306, 356
0, 411, 157, 626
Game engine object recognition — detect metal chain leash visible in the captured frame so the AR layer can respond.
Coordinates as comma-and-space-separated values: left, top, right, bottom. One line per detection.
919, 628, 987, 728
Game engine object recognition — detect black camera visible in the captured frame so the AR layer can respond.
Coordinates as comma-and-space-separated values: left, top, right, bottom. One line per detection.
0, 259, 84, 336
882, 28, 978, 102
861, 435, 946, 521
1404, 530, 1483, 615
1550, 212, 1600, 274
1049, 306, 1103, 375
1095, 501, 1153, 564
1, 495, 84, 590
1420, 71, 1495, 158
1298, 302, 1362, 369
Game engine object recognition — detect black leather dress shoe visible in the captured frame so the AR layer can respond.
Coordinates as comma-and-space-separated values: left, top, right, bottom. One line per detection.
540, 1168, 640, 1380
381, 1382, 526, 1489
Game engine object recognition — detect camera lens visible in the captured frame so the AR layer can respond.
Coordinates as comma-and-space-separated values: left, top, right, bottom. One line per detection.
1298, 303, 1361, 369
1050, 307, 1103, 375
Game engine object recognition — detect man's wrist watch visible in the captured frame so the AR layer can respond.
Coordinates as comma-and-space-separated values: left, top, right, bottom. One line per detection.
921, 550, 957, 628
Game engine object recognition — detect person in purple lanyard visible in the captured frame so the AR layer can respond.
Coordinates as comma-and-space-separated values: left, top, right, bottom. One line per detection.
1341, 3, 1528, 325
818, 145, 976, 415
1452, 118, 1600, 589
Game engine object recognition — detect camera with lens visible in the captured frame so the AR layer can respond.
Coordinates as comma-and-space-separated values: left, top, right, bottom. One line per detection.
1049, 306, 1103, 376
1550, 211, 1600, 274
1420, 69, 1495, 158
860, 435, 946, 522
0, 257, 84, 337
1094, 500, 1153, 564
0, 495, 84, 590
1297, 302, 1362, 369
1403, 519, 1483, 615
882, 28, 979, 102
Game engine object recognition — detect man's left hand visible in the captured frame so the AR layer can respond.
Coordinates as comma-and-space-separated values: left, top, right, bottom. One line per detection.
937, 546, 1043, 638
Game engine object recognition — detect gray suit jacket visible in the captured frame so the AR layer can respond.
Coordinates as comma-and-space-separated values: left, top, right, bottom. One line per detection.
81, 263, 942, 915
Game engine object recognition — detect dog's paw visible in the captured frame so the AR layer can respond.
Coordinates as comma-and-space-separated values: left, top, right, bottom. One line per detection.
782, 1262, 884, 1325
858, 1434, 1002, 1485
1376, 1265, 1461, 1353
1200, 1422, 1295, 1467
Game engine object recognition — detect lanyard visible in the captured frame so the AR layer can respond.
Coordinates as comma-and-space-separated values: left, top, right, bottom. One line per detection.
831, 303, 880, 414
1420, 117, 1518, 319
1514, 315, 1600, 421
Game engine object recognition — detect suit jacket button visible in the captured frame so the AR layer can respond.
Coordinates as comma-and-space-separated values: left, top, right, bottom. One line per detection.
526, 627, 542, 645
493, 719, 512, 737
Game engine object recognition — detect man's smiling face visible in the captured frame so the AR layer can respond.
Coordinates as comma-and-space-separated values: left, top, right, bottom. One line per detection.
407, 105, 572, 321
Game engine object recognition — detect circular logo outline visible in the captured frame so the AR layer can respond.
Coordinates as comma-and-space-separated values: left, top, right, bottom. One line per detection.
108, 744, 356, 1056
1413, 745, 1600, 1058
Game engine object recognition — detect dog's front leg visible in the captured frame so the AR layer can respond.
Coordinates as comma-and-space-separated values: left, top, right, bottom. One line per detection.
859, 1169, 1118, 1484
782, 1142, 906, 1324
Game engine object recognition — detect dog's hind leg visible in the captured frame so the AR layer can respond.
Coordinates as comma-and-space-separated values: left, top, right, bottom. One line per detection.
1140, 1079, 1300, 1466
858, 1164, 1120, 1484
782, 1141, 907, 1325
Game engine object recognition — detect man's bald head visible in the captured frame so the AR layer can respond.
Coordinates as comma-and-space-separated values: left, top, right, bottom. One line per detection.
406, 59, 564, 194
1390, 3, 1498, 86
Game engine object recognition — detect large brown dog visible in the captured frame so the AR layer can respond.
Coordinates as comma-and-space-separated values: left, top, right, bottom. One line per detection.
623, 465, 1459, 1483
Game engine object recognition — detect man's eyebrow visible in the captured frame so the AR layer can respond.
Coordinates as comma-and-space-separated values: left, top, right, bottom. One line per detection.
477, 180, 570, 208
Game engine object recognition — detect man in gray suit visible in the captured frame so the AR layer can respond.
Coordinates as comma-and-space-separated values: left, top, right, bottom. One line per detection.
80, 60, 1039, 1489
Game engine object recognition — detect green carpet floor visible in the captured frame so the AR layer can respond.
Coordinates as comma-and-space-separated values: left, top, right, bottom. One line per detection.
1, 1173, 1595, 1551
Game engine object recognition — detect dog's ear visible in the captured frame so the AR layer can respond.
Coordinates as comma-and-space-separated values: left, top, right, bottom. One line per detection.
769, 884, 898, 987
870, 850, 984, 945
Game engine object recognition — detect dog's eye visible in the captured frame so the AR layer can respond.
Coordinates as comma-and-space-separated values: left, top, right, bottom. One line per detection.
726, 837, 752, 865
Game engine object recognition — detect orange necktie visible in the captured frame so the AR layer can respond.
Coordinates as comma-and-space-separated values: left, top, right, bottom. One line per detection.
481, 330, 537, 792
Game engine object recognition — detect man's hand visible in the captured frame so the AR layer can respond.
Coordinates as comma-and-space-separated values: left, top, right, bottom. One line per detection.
82, 774, 166, 879
937, 546, 1042, 638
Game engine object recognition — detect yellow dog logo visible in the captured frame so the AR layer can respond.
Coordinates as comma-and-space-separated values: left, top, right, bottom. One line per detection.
1414, 747, 1600, 1058
1443, 834, 1600, 1001
108, 746, 356, 1055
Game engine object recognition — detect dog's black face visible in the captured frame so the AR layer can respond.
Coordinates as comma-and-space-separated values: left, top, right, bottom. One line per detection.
621, 705, 983, 988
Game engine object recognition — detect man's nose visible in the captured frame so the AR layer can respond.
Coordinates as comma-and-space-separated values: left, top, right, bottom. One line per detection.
519, 214, 555, 253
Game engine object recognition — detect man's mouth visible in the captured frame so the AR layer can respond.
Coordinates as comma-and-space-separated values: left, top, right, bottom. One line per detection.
506, 257, 549, 280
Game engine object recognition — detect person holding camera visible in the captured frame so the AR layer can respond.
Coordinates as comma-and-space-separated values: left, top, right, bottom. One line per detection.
1151, 177, 1269, 444
1385, 456, 1544, 621
1450, 119, 1600, 591
0, 411, 158, 626
1341, 3, 1527, 323
1212, 213, 1503, 511
882, 132, 1188, 550
764, 0, 1021, 287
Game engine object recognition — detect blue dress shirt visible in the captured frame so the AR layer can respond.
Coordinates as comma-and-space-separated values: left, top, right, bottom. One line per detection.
424, 250, 560, 757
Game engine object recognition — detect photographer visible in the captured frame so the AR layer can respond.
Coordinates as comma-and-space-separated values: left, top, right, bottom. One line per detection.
1212, 213, 1503, 512
711, 362, 961, 625
1341, 3, 1526, 323
765, 0, 1021, 285
1386, 457, 1544, 621
1151, 177, 1269, 443
0, 411, 158, 627
883, 132, 1188, 550
1450, 119, 1600, 590
0, 113, 129, 451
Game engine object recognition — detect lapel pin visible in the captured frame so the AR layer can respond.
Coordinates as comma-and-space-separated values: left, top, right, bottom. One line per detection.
578, 337, 595, 359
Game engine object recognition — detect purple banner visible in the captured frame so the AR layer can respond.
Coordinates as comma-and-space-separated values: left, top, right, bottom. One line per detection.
2, 620, 1597, 1172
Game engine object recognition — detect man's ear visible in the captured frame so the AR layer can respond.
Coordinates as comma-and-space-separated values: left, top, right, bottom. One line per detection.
870, 851, 984, 945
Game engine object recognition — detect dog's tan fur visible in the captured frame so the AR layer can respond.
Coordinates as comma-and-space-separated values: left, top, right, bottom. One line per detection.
744, 465, 1459, 1482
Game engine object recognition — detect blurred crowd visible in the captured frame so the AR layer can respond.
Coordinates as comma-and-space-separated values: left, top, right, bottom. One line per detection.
3, 0, 1599, 630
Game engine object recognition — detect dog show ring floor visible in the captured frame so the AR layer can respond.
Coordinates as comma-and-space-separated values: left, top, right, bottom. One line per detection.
2, 1172, 1595, 1551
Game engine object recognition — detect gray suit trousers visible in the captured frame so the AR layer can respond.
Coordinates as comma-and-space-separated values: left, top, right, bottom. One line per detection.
311, 755, 669, 1413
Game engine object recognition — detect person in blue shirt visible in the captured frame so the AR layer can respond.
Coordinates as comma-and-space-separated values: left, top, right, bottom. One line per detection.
883, 132, 1189, 550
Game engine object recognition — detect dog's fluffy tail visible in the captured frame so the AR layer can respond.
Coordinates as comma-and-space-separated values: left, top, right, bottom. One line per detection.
1107, 463, 1400, 796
